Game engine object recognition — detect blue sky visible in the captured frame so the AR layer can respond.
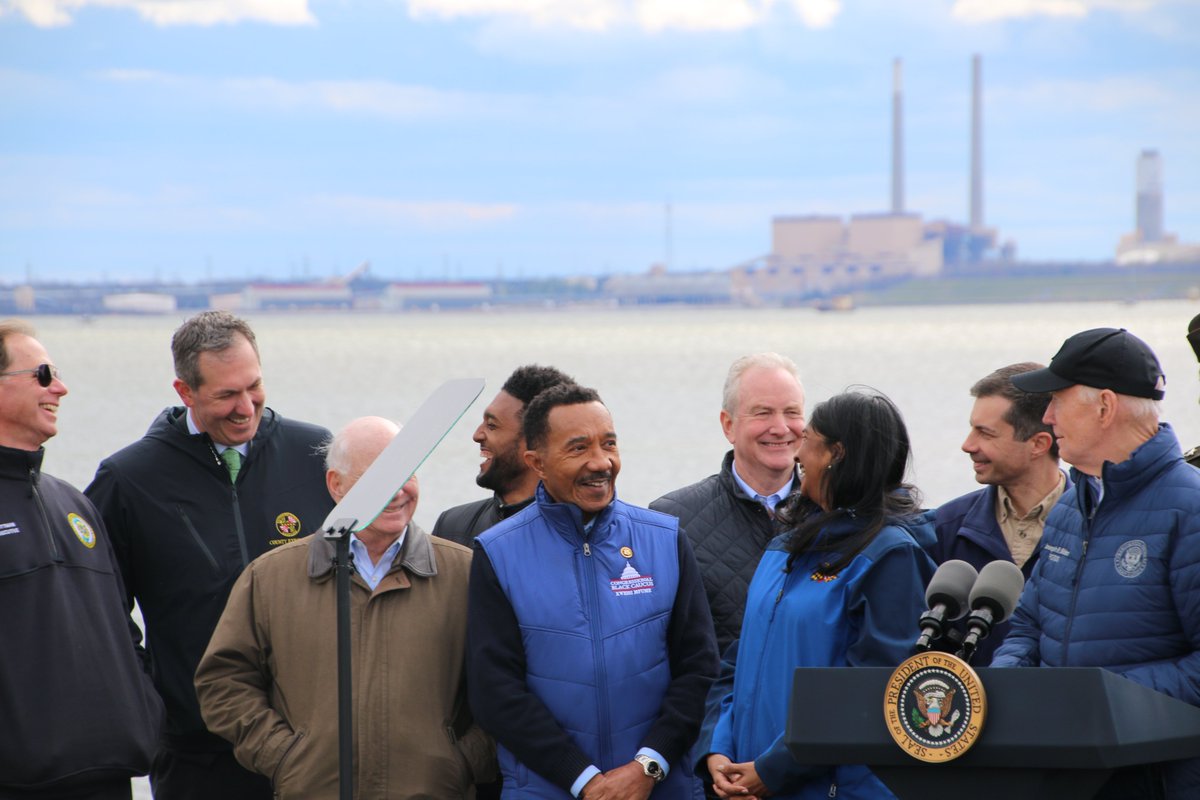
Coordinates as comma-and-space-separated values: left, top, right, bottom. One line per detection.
1, 0, 1197, 282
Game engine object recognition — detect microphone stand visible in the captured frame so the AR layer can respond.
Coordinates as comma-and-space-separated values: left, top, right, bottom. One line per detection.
324, 517, 358, 800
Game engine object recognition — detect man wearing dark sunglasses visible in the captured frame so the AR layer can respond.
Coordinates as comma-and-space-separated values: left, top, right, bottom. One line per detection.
85, 311, 334, 800
0, 319, 164, 800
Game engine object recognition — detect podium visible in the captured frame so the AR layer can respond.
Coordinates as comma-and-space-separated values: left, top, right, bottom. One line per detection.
785, 667, 1200, 799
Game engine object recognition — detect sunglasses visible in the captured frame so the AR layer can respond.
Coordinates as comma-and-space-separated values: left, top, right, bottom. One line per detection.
0, 363, 62, 387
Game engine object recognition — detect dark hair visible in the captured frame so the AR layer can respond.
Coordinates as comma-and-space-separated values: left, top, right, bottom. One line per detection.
171, 311, 259, 389
971, 362, 1058, 460
780, 388, 921, 575
502, 364, 575, 406
523, 383, 603, 452
0, 319, 36, 373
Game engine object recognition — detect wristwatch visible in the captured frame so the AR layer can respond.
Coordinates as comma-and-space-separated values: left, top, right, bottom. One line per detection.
634, 754, 666, 783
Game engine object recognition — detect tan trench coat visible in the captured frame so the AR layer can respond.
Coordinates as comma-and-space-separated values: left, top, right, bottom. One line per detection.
196, 524, 495, 799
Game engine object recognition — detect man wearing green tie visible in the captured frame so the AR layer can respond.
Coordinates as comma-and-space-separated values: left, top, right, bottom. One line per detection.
86, 311, 334, 800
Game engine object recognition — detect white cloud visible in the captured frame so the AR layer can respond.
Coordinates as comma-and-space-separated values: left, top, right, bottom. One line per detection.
2, 0, 316, 28
406, 0, 841, 32
952, 0, 1157, 23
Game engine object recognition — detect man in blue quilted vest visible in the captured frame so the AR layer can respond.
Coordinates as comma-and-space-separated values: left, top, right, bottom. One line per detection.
993, 328, 1200, 799
467, 382, 718, 799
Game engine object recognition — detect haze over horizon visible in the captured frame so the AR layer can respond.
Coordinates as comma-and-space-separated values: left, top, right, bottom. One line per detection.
2, 0, 1197, 283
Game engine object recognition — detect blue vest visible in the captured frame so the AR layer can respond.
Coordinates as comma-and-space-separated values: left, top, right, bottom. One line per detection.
478, 487, 694, 797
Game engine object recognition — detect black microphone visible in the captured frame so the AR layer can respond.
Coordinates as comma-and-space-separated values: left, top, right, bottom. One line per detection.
957, 560, 1025, 663
915, 560, 978, 651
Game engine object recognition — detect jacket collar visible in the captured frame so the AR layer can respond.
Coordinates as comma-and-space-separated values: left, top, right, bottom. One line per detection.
718, 449, 800, 505
0, 443, 43, 482
1074, 423, 1180, 505
534, 482, 618, 543
306, 521, 437, 582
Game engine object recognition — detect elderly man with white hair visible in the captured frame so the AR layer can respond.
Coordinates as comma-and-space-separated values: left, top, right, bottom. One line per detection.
196, 416, 494, 799
992, 328, 1200, 800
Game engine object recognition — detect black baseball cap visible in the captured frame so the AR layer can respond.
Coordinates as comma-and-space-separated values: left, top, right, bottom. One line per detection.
1011, 327, 1166, 400
1188, 312, 1200, 363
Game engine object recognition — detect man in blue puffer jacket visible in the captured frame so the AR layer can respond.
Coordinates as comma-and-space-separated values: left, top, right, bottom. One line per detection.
468, 383, 719, 799
993, 328, 1200, 799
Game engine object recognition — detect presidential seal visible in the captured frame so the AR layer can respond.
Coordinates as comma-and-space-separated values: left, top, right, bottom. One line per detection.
1114, 539, 1148, 579
884, 651, 985, 763
67, 512, 97, 549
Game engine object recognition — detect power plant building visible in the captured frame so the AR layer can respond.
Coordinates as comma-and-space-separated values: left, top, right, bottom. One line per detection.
1116, 149, 1200, 265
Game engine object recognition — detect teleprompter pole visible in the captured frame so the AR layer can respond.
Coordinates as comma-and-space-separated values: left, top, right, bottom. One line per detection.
324, 517, 358, 800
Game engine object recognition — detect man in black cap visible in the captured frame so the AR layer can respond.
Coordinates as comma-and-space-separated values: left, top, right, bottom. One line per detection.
1185, 312, 1200, 467
992, 327, 1200, 799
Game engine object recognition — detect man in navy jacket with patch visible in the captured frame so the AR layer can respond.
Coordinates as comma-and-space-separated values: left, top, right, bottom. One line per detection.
467, 383, 718, 799
993, 328, 1200, 799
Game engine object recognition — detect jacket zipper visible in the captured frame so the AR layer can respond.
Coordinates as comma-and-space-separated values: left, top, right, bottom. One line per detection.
1063, 500, 1094, 664
30, 470, 61, 562
580, 529, 612, 768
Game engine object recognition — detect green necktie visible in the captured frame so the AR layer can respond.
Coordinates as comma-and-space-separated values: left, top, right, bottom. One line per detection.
221, 448, 243, 484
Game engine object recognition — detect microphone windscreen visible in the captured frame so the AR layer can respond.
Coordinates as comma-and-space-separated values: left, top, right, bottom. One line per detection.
924, 559, 979, 620
968, 560, 1025, 621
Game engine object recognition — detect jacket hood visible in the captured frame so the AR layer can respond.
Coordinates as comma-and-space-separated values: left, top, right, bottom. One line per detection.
144, 405, 281, 463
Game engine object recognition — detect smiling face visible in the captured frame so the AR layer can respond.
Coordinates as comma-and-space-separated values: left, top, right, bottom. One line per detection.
173, 334, 265, 447
796, 426, 836, 510
473, 389, 527, 497
526, 401, 620, 522
325, 417, 418, 538
962, 394, 1037, 487
0, 334, 68, 450
721, 366, 805, 495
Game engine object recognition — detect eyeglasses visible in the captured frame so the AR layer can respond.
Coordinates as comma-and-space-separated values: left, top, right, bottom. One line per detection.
0, 363, 62, 387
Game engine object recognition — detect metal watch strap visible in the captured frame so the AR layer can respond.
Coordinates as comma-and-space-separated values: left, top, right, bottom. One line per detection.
634, 754, 665, 782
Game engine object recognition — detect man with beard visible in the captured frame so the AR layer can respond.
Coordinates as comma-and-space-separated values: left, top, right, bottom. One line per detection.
467, 383, 717, 799
433, 364, 573, 546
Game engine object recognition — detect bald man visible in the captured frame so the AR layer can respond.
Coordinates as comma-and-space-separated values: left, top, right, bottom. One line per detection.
196, 417, 494, 799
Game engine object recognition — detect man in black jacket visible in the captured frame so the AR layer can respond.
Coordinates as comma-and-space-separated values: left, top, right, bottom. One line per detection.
651, 352, 805, 655
85, 311, 333, 800
0, 319, 162, 800
432, 364, 573, 546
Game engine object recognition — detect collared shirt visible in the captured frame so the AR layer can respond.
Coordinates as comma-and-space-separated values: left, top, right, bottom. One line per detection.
994, 472, 1066, 568
186, 409, 249, 458
730, 461, 795, 515
349, 529, 406, 590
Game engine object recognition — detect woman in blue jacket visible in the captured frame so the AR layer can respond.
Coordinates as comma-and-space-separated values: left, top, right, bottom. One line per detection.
702, 389, 936, 799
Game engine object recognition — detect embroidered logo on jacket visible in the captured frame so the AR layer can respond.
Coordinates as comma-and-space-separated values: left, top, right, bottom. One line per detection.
610, 562, 654, 596
67, 513, 96, 549
268, 512, 303, 546
1114, 539, 1148, 579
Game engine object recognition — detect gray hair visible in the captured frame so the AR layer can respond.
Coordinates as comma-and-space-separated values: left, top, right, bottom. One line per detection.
722, 352, 802, 414
1076, 385, 1161, 425
0, 319, 36, 373
171, 311, 259, 389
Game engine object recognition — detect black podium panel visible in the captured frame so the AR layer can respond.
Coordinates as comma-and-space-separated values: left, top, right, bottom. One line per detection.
785, 667, 1200, 800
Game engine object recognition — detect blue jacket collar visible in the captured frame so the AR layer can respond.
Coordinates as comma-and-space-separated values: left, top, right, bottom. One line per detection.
534, 482, 619, 544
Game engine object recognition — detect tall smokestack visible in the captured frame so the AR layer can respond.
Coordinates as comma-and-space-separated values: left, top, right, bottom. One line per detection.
892, 58, 904, 214
970, 54, 983, 229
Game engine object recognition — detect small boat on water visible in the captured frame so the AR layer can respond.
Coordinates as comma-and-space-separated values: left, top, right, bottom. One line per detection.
813, 294, 855, 312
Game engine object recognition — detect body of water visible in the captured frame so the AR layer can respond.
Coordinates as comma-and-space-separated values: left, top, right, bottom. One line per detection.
24, 300, 1200, 799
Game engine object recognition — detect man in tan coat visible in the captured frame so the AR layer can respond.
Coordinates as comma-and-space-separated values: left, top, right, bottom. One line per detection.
195, 416, 494, 799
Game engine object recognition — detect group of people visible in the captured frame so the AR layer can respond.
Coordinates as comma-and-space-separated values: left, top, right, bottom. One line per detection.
3, 309, 1199, 800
